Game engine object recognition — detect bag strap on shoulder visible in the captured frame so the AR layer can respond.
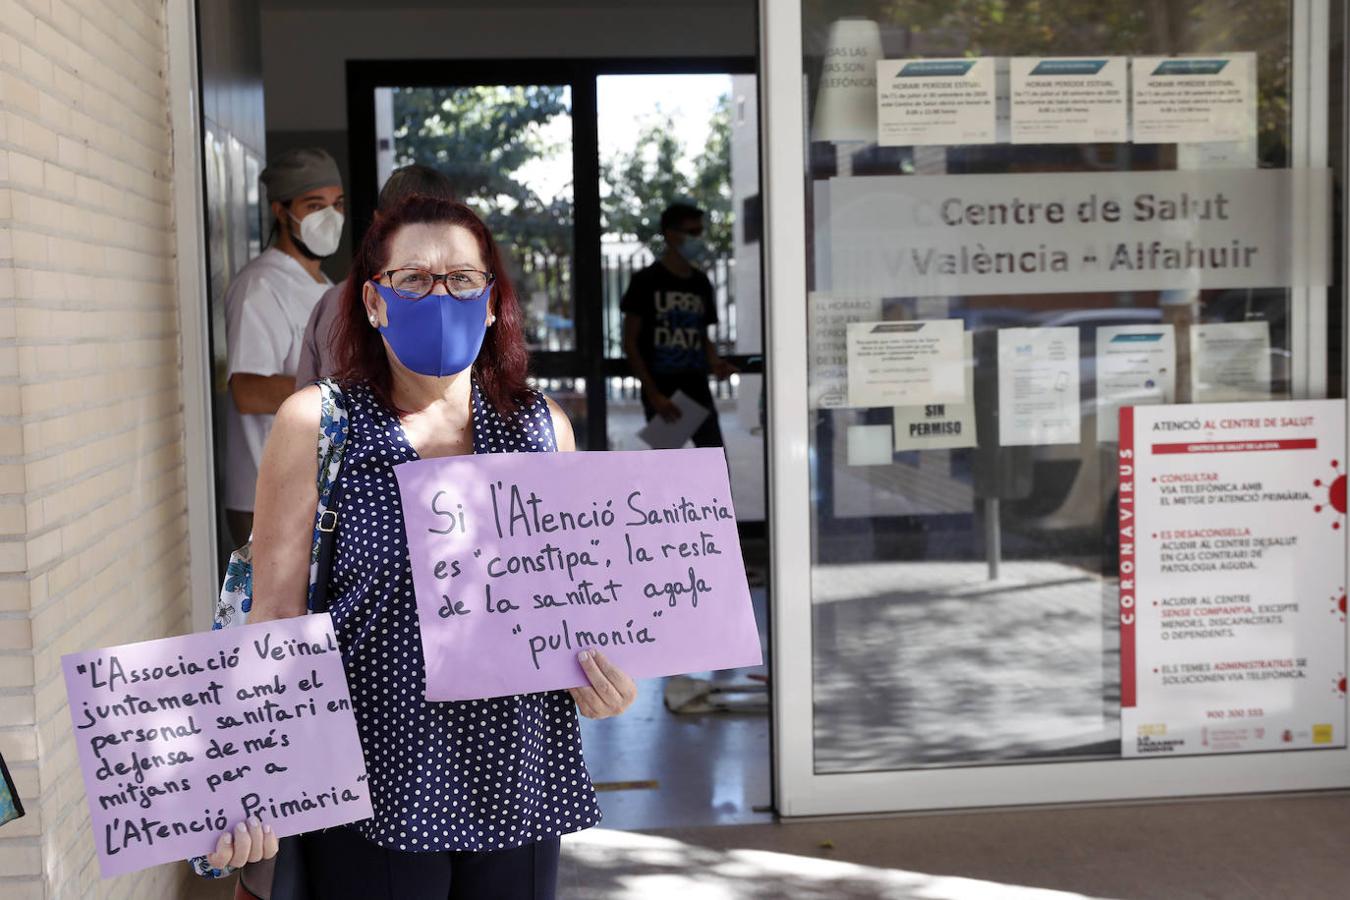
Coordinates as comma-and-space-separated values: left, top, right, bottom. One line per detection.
307, 379, 349, 614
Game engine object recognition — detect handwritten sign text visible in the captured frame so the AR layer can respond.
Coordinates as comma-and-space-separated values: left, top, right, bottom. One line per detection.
62, 615, 371, 877
394, 449, 762, 701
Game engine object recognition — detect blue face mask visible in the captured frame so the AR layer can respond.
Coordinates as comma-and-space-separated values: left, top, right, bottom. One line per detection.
371, 281, 490, 377
676, 236, 708, 266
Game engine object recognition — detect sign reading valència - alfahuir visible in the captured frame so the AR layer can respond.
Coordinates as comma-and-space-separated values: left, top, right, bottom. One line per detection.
822, 168, 1327, 297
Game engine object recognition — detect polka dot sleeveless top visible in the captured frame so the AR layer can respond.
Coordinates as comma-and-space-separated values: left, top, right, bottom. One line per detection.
326, 380, 601, 852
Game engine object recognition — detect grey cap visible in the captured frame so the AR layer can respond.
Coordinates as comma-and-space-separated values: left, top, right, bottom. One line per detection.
259, 147, 342, 203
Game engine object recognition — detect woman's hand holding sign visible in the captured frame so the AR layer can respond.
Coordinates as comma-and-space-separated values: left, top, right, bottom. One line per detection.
570, 650, 638, 719
205, 817, 278, 871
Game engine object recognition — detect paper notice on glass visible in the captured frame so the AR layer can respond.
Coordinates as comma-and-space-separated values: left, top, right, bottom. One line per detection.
1010, 57, 1128, 144
1118, 399, 1347, 757
894, 332, 977, 451
876, 58, 997, 146
1132, 54, 1256, 144
1176, 48, 1258, 170
809, 293, 883, 408
846, 319, 965, 409
637, 390, 711, 449
847, 424, 894, 466
998, 327, 1081, 446
1096, 324, 1176, 442
1190, 321, 1272, 403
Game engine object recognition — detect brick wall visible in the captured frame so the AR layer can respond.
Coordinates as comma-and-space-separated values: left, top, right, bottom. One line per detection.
0, 1, 193, 897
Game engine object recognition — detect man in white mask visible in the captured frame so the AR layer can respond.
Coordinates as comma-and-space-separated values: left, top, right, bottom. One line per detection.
223, 147, 344, 545
294, 163, 453, 387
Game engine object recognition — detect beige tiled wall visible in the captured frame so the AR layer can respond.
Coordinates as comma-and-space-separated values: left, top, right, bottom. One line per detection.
1, 0, 193, 896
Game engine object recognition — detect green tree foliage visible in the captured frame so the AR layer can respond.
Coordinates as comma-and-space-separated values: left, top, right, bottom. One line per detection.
391, 85, 573, 258
601, 93, 735, 256
687, 93, 734, 256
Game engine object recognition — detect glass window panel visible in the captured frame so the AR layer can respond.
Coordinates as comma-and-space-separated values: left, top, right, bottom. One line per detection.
376, 85, 575, 353
599, 74, 765, 521
801, 0, 1339, 773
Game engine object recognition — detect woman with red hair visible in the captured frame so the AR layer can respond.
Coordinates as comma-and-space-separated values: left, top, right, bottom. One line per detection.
211, 195, 635, 898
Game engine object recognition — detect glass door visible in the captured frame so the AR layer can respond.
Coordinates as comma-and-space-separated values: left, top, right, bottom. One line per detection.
349, 61, 760, 459
597, 73, 766, 522
365, 79, 593, 441
765, 0, 1349, 815
350, 59, 773, 827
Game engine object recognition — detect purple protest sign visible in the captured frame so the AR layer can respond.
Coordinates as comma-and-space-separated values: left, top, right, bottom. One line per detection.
61, 614, 371, 878
394, 448, 763, 701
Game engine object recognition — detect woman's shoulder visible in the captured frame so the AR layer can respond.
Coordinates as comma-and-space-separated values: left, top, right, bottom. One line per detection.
276, 385, 323, 433
275, 379, 371, 435
539, 394, 574, 451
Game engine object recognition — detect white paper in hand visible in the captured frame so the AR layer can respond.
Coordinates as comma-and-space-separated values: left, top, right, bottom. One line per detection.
637, 390, 711, 449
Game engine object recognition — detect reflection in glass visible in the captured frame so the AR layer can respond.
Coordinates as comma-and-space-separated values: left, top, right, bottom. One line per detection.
376, 85, 575, 352
598, 74, 766, 521
801, 0, 1316, 773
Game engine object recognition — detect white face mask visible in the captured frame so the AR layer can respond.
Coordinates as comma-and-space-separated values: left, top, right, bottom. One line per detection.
290, 205, 344, 257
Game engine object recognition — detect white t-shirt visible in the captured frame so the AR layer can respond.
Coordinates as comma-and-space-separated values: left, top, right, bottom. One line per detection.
223, 248, 331, 512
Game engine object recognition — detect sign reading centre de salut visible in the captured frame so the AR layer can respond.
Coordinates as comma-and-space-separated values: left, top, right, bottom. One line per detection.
394, 448, 763, 701
62, 615, 371, 877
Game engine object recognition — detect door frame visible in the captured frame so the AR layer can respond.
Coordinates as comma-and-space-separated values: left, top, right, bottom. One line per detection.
762, 0, 1350, 817
347, 57, 759, 451
168, 0, 218, 632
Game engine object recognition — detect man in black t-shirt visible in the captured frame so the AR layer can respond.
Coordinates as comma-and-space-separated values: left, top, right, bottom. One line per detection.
621, 202, 738, 447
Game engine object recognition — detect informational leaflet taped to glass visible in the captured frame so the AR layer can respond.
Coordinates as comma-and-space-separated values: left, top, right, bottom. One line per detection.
893, 333, 977, 451
1096, 324, 1176, 442
997, 327, 1081, 447
846, 319, 965, 409
1132, 54, 1257, 145
1118, 400, 1347, 757
846, 424, 894, 466
876, 58, 997, 146
808, 293, 883, 409
1190, 321, 1272, 403
821, 169, 1328, 298
1010, 57, 1128, 144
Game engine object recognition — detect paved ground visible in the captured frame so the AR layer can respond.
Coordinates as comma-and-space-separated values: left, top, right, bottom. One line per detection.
812, 560, 1119, 771
555, 792, 1350, 899
186, 792, 1350, 899
578, 588, 771, 832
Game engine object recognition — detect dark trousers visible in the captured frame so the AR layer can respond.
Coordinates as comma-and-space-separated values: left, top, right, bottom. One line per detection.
302, 826, 560, 900
642, 372, 724, 448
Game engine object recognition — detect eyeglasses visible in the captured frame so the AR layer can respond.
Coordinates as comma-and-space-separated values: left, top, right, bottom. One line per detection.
378, 267, 494, 300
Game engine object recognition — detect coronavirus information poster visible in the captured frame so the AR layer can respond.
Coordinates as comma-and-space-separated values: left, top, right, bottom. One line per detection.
1119, 400, 1347, 757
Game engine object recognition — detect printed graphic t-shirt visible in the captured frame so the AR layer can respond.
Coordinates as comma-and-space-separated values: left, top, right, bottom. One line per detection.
620, 262, 718, 374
